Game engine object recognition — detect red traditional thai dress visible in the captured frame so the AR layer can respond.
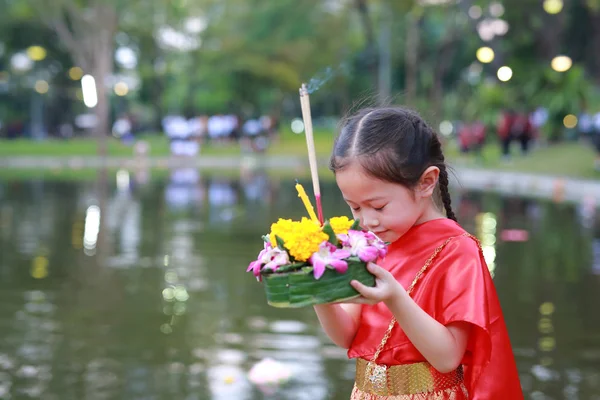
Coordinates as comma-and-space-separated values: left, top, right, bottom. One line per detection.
348, 218, 523, 399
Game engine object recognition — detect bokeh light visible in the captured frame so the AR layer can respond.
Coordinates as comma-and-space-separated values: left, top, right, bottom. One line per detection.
291, 118, 304, 134
68, 67, 83, 80
551, 55, 572, 72
34, 80, 49, 94
476, 47, 495, 63
439, 120, 453, 136
81, 75, 98, 108
26, 45, 46, 61
31, 256, 49, 279
497, 66, 513, 82
543, 0, 563, 14
83, 205, 101, 256
468, 5, 482, 19
162, 287, 175, 301
114, 81, 129, 96
492, 19, 509, 36
563, 114, 577, 128
10, 52, 33, 72
489, 2, 505, 17
540, 302, 555, 315
477, 212, 497, 276
477, 19, 496, 41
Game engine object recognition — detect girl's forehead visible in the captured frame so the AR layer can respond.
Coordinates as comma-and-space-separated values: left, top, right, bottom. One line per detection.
336, 168, 406, 200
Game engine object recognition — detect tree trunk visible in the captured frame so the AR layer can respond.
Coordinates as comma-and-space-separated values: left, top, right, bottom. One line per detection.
405, 8, 422, 106
92, 30, 114, 157
43, 3, 116, 156
355, 0, 378, 90
431, 34, 458, 124
378, 1, 392, 105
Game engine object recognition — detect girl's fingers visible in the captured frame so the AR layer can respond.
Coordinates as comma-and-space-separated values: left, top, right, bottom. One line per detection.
351, 279, 376, 298
367, 262, 386, 276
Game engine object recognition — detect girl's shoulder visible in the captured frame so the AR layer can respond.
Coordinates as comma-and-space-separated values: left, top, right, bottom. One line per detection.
427, 233, 488, 280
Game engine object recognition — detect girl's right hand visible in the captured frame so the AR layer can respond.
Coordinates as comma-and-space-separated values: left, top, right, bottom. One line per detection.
348, 262, 405, 305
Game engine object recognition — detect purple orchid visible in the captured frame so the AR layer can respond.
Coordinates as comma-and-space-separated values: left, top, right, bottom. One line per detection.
309, 241, 352, 280
338, 230, 388, 263
247, 242, 290, 279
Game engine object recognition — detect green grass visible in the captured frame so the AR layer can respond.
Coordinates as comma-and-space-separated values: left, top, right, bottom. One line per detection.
0, 161, 335, 182
446, 141, 599, 179
1, 130, 599, 180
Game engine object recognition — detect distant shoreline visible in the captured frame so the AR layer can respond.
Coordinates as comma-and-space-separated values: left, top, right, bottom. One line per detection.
1, 155, 599, 205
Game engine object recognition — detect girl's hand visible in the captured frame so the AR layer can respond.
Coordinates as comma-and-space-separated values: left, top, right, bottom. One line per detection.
348, 262, 405, 305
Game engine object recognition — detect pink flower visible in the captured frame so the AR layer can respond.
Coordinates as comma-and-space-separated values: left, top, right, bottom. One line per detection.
338, 230, 388, 263
309, 241, 352, 279
247, 242, 290, 278
248, 358, 292, 387
263, 247, 290, 271
365, 231, 388, 258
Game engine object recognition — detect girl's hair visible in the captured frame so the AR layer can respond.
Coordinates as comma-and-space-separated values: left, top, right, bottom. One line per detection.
329, 106, 457, 222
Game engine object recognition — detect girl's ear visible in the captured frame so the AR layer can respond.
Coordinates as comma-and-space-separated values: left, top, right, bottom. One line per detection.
417, 166, 440, 198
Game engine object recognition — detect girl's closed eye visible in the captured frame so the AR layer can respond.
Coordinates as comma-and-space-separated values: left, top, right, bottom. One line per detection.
373, 205, 387, 212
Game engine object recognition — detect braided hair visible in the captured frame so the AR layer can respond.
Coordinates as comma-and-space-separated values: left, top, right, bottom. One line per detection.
330, 107, 457, 222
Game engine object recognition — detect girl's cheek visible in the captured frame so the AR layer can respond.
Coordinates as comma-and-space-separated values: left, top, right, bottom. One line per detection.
352, 212, 364, 229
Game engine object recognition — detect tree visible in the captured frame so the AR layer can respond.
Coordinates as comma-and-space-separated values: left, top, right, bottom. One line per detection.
3, 0, 182, 152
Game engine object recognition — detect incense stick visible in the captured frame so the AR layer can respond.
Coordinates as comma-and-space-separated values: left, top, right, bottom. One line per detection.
299, 84, 324, 224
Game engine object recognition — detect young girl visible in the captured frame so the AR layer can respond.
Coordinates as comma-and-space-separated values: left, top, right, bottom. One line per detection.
314, 107, 523, 399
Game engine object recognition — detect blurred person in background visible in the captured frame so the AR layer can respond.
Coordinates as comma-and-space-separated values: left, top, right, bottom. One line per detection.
112, 114, 133, 145
512, 109, 535, 155
241, 117, 269, 153
497, 109, 515, 160
457, 122, 473, 154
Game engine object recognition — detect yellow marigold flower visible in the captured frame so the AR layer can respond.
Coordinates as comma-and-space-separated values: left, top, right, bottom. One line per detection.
329, 216, 354, 235
269, 218, 295, 247
269, 218, 328, 262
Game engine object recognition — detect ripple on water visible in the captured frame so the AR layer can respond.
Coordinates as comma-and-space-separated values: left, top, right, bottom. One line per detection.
269, 320, 308, 334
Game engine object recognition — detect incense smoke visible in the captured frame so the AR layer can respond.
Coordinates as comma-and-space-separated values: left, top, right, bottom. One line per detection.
305, 63, 349, 94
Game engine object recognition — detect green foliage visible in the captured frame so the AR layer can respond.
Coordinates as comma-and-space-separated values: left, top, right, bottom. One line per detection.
321, 221, 337, 245
275, 235, 286, 251
2, 0, 600, 133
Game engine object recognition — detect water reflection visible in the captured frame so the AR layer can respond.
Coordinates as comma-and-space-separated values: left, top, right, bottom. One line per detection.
0, 171, 599, 399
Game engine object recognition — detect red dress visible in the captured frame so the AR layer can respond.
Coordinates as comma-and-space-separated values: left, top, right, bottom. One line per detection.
348, 218, 524, 399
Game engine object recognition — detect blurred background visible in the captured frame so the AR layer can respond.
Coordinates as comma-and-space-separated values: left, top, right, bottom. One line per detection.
1, 0, 600, 399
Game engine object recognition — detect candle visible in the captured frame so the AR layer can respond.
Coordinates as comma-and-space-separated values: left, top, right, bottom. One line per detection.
295, 182, 320, 225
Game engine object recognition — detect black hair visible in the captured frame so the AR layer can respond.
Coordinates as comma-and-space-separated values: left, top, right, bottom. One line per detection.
329, 107, 457, 222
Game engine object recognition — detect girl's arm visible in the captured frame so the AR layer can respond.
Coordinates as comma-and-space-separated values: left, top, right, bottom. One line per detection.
350, 263, 471, 373
313, 303, 362, 349
384, 289, 471, 373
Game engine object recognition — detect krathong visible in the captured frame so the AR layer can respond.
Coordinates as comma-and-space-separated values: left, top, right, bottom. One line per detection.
245, 83, 388, 308
247, 214, 388, 308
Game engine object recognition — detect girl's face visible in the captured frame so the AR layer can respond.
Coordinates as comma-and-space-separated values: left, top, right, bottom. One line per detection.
335, 161, 443, 243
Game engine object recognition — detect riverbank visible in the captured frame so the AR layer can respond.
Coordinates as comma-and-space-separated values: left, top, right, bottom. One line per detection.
1, 135, 598, 178
1, 153, 599, 205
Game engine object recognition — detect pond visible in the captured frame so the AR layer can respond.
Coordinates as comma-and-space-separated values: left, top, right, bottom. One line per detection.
0, 167, 599, 400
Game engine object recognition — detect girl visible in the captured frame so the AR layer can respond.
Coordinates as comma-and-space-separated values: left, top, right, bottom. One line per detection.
314, 107, 523, 399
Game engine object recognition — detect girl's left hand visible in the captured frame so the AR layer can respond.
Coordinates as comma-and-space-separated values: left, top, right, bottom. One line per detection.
348, 262, 405, 305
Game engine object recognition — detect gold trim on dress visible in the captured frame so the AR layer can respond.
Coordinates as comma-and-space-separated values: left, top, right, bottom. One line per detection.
354, 358, 465, 396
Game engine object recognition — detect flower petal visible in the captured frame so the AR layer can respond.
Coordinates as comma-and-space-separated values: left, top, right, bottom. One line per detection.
310, 255, 327, 279
328, 259, 348, 273
337, 233, 349, 245
247, 260, 263, 277
357, 246, 379, 263
333, 249, 352, 259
